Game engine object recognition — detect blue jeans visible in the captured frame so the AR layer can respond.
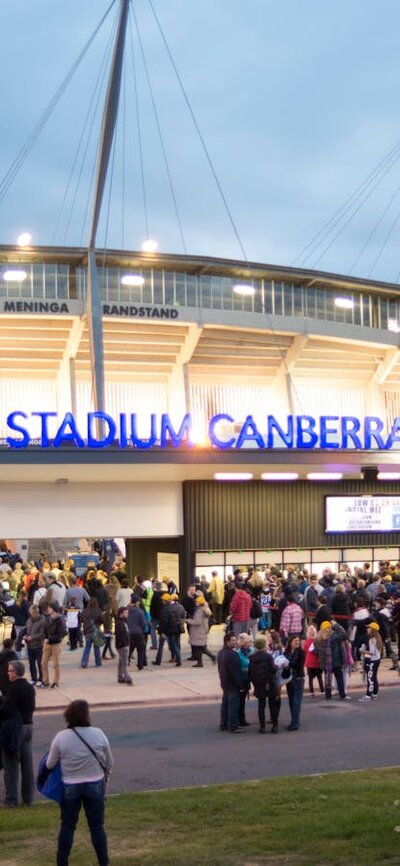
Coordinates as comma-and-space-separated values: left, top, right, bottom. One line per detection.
287, 677, 304, 728
57, 779, 108, 866
155, 633, 181, 664
150, 618, 159, 649
220, 689, 240, 731
81, 636, 102, 668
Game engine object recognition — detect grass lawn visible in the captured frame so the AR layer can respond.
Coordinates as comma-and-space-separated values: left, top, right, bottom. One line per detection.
2, 769, 400, 865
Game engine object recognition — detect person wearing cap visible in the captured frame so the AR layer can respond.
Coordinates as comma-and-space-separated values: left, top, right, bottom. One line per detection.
314, 620, 349, 701
187, 594, 215, 667
359, 622, 383, 702
152, 594, 185, 667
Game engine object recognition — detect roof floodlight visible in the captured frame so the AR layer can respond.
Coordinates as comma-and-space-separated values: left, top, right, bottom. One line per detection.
233, 284, 256, 296
17, 232, 32, 247
120, 274, 145, 287
142, 239, 158, 253
334, 297, 353, 309
3, 269, 27, 282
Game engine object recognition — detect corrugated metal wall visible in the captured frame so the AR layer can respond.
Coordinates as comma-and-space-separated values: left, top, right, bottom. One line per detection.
183, 480, 400, 581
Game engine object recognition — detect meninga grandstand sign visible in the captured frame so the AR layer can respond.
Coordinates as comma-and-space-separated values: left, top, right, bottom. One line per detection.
4, 411, 400, 451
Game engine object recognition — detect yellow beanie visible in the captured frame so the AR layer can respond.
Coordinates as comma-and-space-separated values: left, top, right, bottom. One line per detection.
369, 621, 380, 631
162, 593, 171, 602
321, 621, 332, 630
196, 596, 205, 604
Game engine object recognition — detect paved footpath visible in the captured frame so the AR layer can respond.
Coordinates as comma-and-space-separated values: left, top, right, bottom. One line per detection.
27, 625, 400, 712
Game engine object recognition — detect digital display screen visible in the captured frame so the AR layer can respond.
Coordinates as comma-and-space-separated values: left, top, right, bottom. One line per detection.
325, 495, 400, 533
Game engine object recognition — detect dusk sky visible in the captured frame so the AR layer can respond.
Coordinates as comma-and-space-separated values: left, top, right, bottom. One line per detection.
1, 1, 400, 282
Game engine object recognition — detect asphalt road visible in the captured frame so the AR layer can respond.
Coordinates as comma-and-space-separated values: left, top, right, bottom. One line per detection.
2, 689, 400, 799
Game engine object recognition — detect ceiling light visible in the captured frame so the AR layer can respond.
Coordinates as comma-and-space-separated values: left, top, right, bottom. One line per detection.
233, 284, 256, 296
17, 232, 32, 247
261, 472, 299, 481
142, 239, 158, 253
334, 297, 353, 309
3, 269, 27, 282
307, 472, 343, 481
377, 472, 400, 480
120, 274, 145, 287
214, 472, 253, 481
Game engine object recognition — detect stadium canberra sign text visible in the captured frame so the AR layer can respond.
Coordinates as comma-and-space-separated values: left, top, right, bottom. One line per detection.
5, 412, 400, 450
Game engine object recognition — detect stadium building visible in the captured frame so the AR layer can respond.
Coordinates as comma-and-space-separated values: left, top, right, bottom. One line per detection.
2, 0, 400, 585
1, 244, 400, 586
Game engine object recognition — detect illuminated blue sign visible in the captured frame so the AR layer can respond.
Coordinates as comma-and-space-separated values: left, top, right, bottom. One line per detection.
4, 411, 400, 451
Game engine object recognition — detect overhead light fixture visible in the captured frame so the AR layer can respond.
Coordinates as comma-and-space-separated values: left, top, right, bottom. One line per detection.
120, 274, 145, 287
233, 284, 256, 296
214, 472, 253, 481
261, 472, 299, 481
142, 239, 158, 253
334, 297, 353, 309
377, 472, 400, 480
3, 269, 27, 282
17, 232, 32, 247
307, 472, 343, 481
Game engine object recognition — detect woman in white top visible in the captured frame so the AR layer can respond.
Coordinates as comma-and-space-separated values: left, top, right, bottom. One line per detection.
46, 699, 113, 866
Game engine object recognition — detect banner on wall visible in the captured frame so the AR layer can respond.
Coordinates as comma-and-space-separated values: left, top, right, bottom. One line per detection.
157, 552, 180, 589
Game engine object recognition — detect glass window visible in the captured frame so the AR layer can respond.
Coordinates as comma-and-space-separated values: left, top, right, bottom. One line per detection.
211, 276, 222, 309
142, 272, 153, 304
175, 273, 186, 306
200, 276, 211, 309
253, 280, 263, 313
283, 283, 294, 317
306, 287, 316, 318
264, 281, 273, 315
316, 290, 325, 319
56, 265, 69, 299
362, 295, 371, 327
153, 271, 164, 305
186, 274, 198, 307
274, 282, 283, 316
164, 272, 175, 305
222, 277, 233, 311
32, 265, 44, 299
293, 286, 304, 317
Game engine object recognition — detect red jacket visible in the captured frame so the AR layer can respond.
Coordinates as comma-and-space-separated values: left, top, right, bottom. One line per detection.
230, 589, 252, 622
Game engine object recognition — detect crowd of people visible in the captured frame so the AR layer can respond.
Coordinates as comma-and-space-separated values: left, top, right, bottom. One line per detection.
215, 559, 399, 732
0, 551, 399, 811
